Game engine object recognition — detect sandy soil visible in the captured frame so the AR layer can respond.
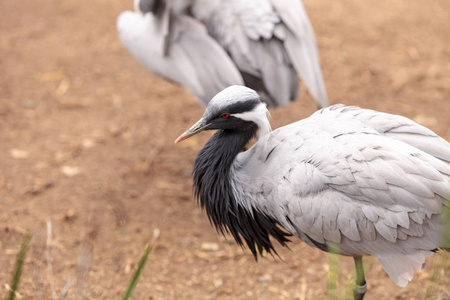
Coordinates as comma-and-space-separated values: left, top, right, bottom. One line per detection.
1, 0, 450, 299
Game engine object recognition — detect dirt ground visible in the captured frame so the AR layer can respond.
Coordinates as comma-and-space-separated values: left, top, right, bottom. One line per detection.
1, 0, 450, 299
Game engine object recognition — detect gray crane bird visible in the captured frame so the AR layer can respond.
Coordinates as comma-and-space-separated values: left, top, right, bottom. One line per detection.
117, 0, 329, 108
175, 85, 450, 299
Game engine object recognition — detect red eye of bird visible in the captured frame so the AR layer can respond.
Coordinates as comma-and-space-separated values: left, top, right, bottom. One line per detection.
221, 113, 230, 118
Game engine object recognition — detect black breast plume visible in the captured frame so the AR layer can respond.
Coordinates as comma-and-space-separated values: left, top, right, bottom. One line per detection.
192, 127, 291, 259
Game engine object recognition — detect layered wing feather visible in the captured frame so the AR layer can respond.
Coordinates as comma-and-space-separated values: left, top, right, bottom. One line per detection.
235, 105, 450, 286
316, 105, 450, 163
190, 0, 328, 108
117, 10, 244, 106
269, 0, 329, 108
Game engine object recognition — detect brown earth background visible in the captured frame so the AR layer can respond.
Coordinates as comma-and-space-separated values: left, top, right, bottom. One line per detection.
1, 0, 450, 299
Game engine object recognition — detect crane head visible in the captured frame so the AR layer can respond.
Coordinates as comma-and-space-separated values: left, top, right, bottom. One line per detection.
175, 85, 271, 143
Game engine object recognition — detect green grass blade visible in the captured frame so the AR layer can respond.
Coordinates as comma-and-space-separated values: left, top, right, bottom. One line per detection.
425, 201, 450, 299
326, 242, 341, 300
120, 244, 153, 300
327, 253, 339, 300
343, 275, 356, 300
424, 252, 444, 300
327, 250, 340, 300
6, 232, 32, 300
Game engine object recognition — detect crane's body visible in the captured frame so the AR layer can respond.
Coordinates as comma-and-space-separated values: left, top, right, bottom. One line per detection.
117, 0, 329, 108
176, 86, 450, 299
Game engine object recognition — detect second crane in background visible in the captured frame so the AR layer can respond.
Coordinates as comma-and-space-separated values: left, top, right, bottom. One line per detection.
117, 0, 329, 108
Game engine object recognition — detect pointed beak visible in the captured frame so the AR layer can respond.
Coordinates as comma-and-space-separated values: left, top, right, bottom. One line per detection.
175, 118, 210, 143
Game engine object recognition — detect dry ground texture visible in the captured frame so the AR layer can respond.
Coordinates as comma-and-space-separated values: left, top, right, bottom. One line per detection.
1, 0, 450, 299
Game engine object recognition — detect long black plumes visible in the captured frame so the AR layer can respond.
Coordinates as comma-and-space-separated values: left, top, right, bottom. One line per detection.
193, 125, 291, 259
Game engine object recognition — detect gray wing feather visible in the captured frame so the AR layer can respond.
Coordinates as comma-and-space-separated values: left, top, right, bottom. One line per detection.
250, 39, 299, 106
378, 252, 433, 287
193, 0, 326, 108
204, 2, 297, 107
173, 16, 245, 104
270, 0, 329, 107
323, 104, 450, 163
117, 10, 243, 106
235, 105, 450, 285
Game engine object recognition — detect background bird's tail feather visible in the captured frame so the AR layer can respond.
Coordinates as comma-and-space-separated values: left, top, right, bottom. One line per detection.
284, 31, 329, 108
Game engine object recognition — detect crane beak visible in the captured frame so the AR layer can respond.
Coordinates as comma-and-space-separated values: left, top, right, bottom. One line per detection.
175, 118, 210, 143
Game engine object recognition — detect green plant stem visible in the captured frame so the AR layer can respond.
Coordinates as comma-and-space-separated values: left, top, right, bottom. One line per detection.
6, 233, 32, 300
120, 245, 153, 300
327, 253, 339, 300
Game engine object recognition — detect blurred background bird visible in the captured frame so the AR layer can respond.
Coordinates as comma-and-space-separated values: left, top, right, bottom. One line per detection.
117, 0, 329, 108
175, 85, 450, 300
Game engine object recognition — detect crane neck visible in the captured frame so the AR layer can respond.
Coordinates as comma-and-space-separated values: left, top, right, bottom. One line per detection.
193, 126, 290, 259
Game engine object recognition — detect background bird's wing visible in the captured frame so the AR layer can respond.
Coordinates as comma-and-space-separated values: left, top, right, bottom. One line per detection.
269, 0, 329, 108
117, 10, 243, 106
161, 0, 172, 55
197, 0, 300, 107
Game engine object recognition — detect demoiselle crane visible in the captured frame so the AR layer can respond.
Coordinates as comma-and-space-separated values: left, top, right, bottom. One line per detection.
175, 85, 450, 299
117, 0, 329, 108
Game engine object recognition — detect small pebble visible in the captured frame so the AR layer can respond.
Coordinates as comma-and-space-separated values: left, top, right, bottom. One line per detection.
61, 165, 81, 177
213, 278, 224, 288
10, 149, 29, 159
81, 138, 95, 148
201, 242, 219, 252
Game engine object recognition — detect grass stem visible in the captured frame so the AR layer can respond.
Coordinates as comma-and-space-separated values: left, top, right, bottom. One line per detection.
6, 233, 32, 300
120, 245, 153, 300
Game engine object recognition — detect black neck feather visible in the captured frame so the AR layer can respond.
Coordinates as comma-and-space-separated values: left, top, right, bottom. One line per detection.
193, 126, 291, 259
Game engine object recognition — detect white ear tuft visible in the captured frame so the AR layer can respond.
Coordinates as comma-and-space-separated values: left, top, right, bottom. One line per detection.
232, 103, 272, 138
